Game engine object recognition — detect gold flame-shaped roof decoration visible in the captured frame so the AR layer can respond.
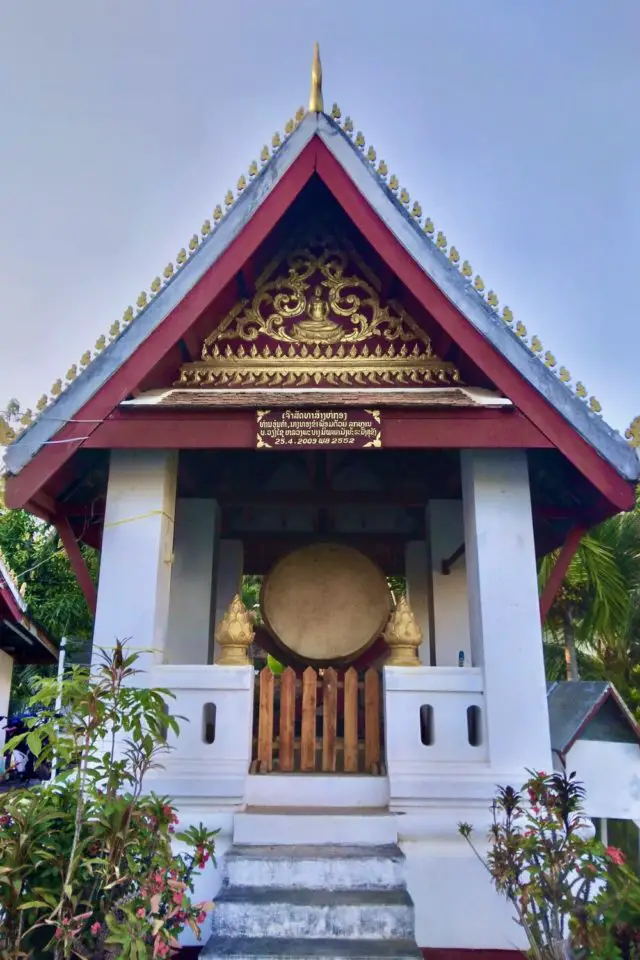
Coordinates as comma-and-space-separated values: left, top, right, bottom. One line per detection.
177, 232, 461, 390
308, 42, 324, 114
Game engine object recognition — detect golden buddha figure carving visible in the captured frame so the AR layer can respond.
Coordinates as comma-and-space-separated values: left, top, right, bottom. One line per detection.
290, 285, 344, 343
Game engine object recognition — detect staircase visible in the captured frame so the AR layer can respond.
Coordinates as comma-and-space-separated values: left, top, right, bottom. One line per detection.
201, 813, 422, 959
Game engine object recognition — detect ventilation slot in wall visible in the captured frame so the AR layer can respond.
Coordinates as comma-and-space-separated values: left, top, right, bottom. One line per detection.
467, 705, 482, 747
202, 702, 217, 745
420, 704, 434, 746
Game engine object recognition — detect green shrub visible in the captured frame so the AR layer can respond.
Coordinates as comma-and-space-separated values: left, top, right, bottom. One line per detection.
0, 642, 217, 959
460, 769, 640, 958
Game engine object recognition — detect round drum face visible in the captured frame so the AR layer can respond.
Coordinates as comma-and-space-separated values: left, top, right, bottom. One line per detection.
260, 543, 391, 664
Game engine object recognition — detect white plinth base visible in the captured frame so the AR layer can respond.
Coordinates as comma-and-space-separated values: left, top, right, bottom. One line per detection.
234, 810, 398, 847
244, 775, 389, 809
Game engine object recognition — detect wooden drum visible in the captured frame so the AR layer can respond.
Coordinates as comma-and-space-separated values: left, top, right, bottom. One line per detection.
260, 543, 391, 665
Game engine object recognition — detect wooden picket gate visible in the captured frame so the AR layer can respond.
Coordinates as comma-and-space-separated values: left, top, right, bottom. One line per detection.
251, 666, 384, 775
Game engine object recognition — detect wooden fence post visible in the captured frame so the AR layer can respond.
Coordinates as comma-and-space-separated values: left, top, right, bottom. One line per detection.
364, 668, 381, 774
322, 667, 338, 772
301, 667, 317, 772
344, 667, 359, 773
257, 668, 274, 773
279, 667, 296, 772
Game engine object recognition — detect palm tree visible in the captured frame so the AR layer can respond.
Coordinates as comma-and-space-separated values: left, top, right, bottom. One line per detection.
540, 501, 640, 690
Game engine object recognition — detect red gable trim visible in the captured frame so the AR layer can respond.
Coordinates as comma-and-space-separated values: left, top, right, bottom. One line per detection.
4, 133, 635, 514
4, 142, 318, 512
0, 574, 23, 623
314, 141, 634, 512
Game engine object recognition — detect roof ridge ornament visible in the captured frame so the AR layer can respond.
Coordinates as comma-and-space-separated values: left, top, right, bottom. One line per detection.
308, 41, 324, 114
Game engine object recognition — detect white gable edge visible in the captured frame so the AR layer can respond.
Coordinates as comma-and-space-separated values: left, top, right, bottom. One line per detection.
5, 115, 321, 477
316, 117, 638, 483
0, 552, 26, 613
6, 112, 638, 485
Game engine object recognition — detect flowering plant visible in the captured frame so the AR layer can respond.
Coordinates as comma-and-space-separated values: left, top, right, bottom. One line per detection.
0, 642, 217, 959
459, 769, 640, 959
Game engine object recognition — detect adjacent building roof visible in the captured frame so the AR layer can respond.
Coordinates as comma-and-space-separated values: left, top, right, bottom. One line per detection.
547, 680, 640, 758
0, 550, 57, 664
3, 80, 638, 512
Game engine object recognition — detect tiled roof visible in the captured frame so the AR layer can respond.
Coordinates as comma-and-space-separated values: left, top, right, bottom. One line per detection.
3, 105, 639, 483
547, 680, 640, 755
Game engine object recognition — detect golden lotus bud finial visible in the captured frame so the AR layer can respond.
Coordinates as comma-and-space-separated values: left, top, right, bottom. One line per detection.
308, 41, 324, 113
215, 594, 255, 666
384, 596, 423, 667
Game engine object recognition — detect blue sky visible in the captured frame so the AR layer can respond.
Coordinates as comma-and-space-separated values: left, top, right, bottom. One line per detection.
0, 1, 637, 432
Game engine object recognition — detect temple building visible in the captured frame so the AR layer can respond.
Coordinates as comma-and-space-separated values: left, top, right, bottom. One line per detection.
3, 47, 640, 957
0, 548, 57, 740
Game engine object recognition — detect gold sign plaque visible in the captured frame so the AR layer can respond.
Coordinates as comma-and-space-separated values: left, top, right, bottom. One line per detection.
261, 543, 392, 665
256, 409, 381, 449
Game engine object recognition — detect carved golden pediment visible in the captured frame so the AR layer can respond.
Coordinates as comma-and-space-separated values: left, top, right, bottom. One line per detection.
177, 235, 461, 389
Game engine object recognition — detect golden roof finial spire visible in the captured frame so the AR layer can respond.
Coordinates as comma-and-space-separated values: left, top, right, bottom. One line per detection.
308, 41, 324, 113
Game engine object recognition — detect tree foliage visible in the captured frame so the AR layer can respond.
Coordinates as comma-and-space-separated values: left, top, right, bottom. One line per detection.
540, 498, 640, 711
0, 642, 217, 959
460, 769, 640, 958
0, 506, 97, 644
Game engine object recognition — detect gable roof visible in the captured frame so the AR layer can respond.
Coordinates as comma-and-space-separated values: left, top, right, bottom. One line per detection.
0, 549, 57, 663
547, 680, 640, 757
0, 549, 25, 622
3, 111, 638, 510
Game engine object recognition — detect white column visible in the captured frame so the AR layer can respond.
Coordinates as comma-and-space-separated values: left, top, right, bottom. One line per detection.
426, 500, 471, 667
93, 450, 178, 670
405, 541, 432, 665
461, 450, 551, 775
0, 651, 13, 754
166, 499, 219, 665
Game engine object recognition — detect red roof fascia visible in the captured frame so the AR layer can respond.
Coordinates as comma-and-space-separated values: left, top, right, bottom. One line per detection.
314, 141, 634, 513
0, 572, 23, 623
4, 133, 635, 516
4, 140, 319, 513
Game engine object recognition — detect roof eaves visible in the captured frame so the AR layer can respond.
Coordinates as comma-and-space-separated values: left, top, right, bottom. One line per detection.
5, 112, 319, 478
317, 114, 639, 483
0, 549, 25, 614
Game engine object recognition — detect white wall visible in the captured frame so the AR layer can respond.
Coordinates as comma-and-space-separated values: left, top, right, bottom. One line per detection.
401, 834, 527, 950
427, 500, 471, 667
0, 651, 13, 747
166, 499, 218, 665
92, 450, 177, 669
560, 740, 640, 820
462, 450, 552, 778
148, 663, 254, 804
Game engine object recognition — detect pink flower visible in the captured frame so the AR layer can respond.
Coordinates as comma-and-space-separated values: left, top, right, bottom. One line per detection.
197, 910, 207, 924
606, 845, 626, 866
136, 907, 146, 918
91, 922, 101, 936
172, 892, 184, 905
54, 928, 63, 940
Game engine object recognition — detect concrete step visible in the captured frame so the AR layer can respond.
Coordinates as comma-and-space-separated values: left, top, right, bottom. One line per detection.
224, 844, 406, 891
200, 936, 423, 958
210, 887, 414, 940
234, 808, 397, 846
